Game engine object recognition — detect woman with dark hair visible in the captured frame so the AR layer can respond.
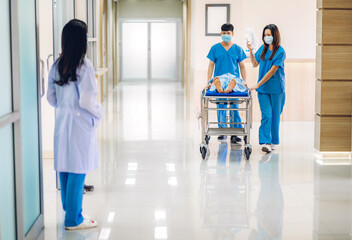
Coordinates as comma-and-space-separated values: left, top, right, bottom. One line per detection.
247, 24, 286, 153
47, 19, 103, 230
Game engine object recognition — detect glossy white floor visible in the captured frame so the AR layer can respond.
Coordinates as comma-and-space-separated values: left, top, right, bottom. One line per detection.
39, 81, 352, 240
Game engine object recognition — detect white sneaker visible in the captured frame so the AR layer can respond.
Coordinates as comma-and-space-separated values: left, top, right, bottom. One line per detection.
261, 144, 272, 153
65, 218, 98, 230
271, 144, 278, 150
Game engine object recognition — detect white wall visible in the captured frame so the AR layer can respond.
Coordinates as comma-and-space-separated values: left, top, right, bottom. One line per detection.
192, 0, 316, 71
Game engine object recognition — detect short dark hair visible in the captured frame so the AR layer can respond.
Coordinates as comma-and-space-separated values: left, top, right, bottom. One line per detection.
221, 23, 234, 32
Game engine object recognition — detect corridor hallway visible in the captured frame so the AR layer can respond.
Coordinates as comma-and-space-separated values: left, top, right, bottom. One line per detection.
41, 81, 351, 240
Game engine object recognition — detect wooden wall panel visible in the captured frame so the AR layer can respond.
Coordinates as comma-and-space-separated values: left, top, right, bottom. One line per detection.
315, 115, 352, 151
314, 114, 321, 150
283, 62, 316, 121
317, 10, 352, 44
316, 10, 323, 44
315, 80, 322, 115
317, 0, 352, 9
316, 46, 322, 80
316, 81, 352, 115
316, 45, 352, 80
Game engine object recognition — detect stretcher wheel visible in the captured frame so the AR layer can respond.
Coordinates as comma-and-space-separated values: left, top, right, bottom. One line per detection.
244, 147, 252, 160
205, 135, 210, 144
201, 147, 207, 159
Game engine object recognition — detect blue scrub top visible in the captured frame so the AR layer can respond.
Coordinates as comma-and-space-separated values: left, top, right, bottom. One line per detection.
207, 43, 247, 79
255, 45, 286, 94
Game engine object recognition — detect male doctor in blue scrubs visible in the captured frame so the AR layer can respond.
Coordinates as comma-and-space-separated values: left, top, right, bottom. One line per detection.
207, 23, 247, 143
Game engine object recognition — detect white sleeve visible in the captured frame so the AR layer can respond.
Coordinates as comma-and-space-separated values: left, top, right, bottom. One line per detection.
47, 65, 57, 107
78, 60, 104, 119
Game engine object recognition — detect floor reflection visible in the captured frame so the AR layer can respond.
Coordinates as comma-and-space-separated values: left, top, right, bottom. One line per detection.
200, 143, 251, 239
200, 147, 285, 240
250, 153, 283, 240
313, 160, 352, 240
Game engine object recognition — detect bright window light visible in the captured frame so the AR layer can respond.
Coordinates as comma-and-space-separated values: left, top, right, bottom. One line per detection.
125, 178, 136, 185
155, 211, 166, 220
107, 212, 115, 223
166, 163, 175, 172
99, 228, 111, 240
154, 226, 168, 239
128, 162, 138, 171
168, 177, 177, 186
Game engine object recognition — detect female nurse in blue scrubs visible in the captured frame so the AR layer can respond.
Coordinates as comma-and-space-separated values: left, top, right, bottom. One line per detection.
247, 24, 286, 153
207, 23, 248, 143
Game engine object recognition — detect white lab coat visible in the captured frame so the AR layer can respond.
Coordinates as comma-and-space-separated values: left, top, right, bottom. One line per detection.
47, 58, 104, 174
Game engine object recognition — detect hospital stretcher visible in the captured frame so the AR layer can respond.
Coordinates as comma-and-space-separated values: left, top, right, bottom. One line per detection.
199, 89, 253, 160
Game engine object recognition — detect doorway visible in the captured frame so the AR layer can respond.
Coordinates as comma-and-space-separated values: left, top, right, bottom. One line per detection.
120, 19, 181, 81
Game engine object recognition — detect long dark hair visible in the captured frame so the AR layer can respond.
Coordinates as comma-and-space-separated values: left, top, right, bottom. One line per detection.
260, 24, 281, 61
55, 19, 87, 86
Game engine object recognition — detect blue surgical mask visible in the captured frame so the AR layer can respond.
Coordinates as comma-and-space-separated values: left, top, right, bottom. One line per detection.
222, 35, 232, 43
264, 36, 273, 45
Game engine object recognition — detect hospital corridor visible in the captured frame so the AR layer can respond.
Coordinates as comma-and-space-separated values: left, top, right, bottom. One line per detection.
1, 0, 352, 239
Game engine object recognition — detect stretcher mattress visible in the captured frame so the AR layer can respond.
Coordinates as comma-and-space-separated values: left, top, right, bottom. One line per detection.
205, 89, 249, 97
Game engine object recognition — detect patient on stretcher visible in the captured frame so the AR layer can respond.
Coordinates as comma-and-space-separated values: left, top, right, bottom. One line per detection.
206, 73, 247, 94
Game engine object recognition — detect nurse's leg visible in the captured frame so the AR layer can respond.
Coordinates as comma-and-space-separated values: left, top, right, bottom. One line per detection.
229, 104, 242, 128
64, 173, 86, 227
271, 93, 286, 145
59, 172, 69, 212
217, 101, 227, 128
258, 93, 272, 145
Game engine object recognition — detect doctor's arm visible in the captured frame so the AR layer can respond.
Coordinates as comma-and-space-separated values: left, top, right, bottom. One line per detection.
239, 61, 247, 86
207, 60, 215, 82
78, 63, 104, 119
249, 65, 279, 91
47, 67, 57, 107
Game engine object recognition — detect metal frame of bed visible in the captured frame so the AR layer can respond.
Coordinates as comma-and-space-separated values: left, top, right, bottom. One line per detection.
199, 89, 253, 160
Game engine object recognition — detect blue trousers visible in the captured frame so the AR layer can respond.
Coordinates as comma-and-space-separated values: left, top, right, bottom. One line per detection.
59, 172, 86, 227
258, 93, 285, 145
217, 101, 242, 128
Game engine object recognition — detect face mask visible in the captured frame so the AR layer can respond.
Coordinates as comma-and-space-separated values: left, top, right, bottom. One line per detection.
264, 36, 273, 45
222, 35, 232, 43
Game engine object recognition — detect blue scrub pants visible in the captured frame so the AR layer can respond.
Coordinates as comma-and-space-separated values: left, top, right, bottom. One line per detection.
258, 93, 285, 145
59, 172, 86, 227
217, 101, 242, 128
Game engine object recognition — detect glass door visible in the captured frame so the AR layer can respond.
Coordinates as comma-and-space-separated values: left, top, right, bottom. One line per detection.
120, 20, 180, 81
151, 22, 178, 80
18, 0, 43, 235
121, 22, 149, 80
0, 0, 17, 238
0, 0, 44, 239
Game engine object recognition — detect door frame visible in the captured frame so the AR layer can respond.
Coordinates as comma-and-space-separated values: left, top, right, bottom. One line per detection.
119, 18, 182, 82
0, 0, 44, 239
27, 0, 45, 238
